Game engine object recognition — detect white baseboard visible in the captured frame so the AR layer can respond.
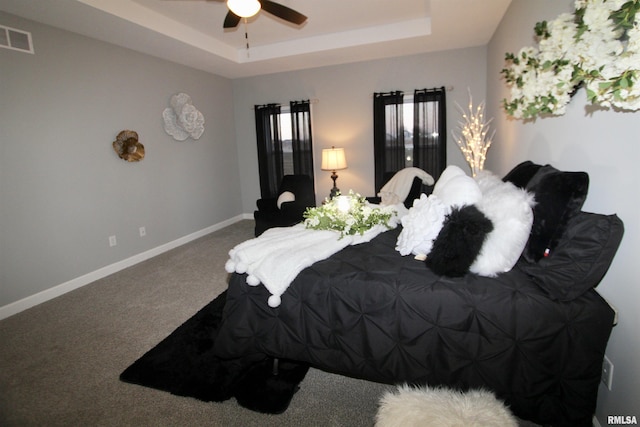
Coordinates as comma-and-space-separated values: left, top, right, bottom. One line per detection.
0, 215, 250, 321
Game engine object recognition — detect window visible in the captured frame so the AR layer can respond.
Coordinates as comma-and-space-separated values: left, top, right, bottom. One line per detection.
373, 88, 446, 192
255, 100, 315, 199
403, 99, 414, 167
280, 110, 294, 175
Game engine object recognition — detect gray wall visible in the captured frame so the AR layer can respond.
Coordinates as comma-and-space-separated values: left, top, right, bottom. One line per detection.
232, 46, 488, 209
487, 0, 640, 422
0, 12, 241, 309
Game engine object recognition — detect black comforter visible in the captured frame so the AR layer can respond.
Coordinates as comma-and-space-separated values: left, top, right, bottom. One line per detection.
214, 227, 615, 426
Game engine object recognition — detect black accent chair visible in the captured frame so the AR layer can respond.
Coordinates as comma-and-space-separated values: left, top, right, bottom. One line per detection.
254, 175, 316, 236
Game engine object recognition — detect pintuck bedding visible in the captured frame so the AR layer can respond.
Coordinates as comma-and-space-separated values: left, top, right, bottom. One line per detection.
213, 162, 624, 427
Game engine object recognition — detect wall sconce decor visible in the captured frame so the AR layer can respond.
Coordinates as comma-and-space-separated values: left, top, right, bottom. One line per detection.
321, 146, 347, 199
113, 130, 144, 162
162, 92, 205, 141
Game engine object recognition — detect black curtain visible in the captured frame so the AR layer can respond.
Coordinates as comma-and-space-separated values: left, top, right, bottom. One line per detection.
255, 104, 283, 198
290, 100, 315, 179
413, 87, 446, 181
373, 91, 405, 192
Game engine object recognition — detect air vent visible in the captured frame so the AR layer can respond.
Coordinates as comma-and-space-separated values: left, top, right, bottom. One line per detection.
0, 25, 34, 54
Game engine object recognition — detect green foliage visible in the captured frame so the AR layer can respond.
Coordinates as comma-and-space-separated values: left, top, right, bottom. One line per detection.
303, 191, 396, 239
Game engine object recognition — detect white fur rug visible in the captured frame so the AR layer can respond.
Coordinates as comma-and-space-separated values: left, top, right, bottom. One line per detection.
375, 385, 518, 427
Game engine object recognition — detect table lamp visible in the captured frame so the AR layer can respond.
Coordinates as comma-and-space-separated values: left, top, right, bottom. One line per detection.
321, 146, 347, 199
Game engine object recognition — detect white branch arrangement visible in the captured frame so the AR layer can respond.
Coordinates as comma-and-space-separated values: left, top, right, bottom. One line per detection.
452, 91, 495, 177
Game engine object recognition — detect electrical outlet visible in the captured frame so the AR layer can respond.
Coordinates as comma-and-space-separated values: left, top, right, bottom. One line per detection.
139, 226, 146, 237
602, 355, 614, 390
109, 235, 117, 247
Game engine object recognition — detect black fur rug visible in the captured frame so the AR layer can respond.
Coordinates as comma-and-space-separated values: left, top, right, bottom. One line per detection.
119, 291, 309, 414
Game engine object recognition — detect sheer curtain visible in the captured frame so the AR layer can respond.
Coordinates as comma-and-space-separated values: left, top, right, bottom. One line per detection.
255, 101, 315, 199
290, 100, 315, 178
373, 91, 405, 192
413, 87, 447, 181
255, 103, 283, 199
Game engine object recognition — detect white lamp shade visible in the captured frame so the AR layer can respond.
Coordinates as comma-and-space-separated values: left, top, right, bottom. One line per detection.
321, 147, 347, 171
227, 0, 261, 18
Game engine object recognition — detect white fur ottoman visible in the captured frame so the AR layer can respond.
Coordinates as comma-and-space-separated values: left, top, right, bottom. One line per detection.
375, 385, 518, 427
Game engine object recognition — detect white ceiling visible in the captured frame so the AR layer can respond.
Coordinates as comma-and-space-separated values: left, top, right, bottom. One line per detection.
0, 0, 512, 78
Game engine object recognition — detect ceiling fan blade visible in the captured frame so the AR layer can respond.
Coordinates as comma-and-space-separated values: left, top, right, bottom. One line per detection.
260, 0, 307, 25
223, 10, 242, 28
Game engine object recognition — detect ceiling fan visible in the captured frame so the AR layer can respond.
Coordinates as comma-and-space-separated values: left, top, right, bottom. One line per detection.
221, 0, 307, 29
169, 0, 307, 52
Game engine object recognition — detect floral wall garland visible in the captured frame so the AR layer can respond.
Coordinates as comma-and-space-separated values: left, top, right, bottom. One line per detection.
502, 0, 640, 119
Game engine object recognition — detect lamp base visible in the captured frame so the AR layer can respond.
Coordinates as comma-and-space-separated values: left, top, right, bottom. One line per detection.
329, 186, 340, 199
329, 171, 340, 199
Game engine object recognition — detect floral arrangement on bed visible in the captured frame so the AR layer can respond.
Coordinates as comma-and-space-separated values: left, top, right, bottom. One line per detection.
502, 0, 640, 118
303, 191, 396, 238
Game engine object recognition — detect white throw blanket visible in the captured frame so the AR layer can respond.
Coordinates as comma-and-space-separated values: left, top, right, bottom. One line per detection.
225, 204, 405, 307
378, 167, 435, 206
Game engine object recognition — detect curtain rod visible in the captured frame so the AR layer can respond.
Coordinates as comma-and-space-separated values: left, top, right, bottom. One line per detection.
372, 86, 454, 97
253, 98, 319, 109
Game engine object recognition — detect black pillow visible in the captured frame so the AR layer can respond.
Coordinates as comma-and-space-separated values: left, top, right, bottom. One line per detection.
426, 205, 493, 277
404, 177, 424, 208
523, 165, 589, 262
518, 212, 624, 301
502, 160, 542, 188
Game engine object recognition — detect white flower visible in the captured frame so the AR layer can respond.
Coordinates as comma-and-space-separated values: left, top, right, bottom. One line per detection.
502, 0, 640, 118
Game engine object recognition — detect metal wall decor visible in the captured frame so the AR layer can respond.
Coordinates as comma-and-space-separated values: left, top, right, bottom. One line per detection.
112, 130, 145, 162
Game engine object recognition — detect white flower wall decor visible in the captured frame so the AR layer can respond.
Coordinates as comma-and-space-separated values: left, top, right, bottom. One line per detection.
502, 0, 640, 119
162, 93, 205, 141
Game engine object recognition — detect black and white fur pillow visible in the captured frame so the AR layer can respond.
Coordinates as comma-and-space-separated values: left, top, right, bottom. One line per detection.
425, 205, 493, 277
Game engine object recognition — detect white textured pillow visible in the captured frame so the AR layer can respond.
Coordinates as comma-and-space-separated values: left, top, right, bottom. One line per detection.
470, 170, 535, 277
396, 194, 448, 256
396, 165, 481, 257
277, 191, 295, 209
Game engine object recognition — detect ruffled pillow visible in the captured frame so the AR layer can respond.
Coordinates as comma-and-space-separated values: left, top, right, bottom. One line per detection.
396, 165, 482, 257
395, 194, 448, 256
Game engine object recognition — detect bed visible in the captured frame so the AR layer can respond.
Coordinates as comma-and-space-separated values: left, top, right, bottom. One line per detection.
213, 162, 624, 426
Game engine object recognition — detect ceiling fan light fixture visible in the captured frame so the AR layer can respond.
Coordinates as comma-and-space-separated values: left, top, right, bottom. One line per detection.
227, 0, 261, 18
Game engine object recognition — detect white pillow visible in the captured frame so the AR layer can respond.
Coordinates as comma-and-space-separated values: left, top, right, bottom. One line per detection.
396, 194, 447, 256
469, 170, 535, 277
396, 165, 481, 257
277, 191, 295, 209
432, 165, 482, 209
